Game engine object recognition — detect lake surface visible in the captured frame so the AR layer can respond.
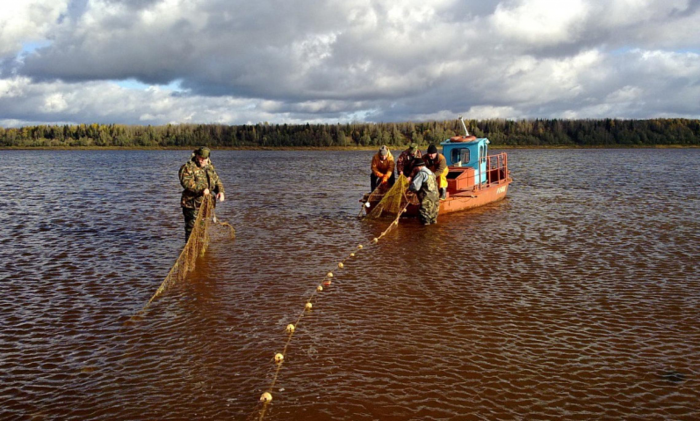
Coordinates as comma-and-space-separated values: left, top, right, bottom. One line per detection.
1, 148, 699, 420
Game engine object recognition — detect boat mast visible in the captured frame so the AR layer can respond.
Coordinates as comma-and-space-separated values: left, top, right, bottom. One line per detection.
459, 116, 470, 136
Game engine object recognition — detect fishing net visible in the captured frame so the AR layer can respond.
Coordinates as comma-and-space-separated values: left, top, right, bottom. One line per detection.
145, 195, 235, 307
365, 174, 414, 219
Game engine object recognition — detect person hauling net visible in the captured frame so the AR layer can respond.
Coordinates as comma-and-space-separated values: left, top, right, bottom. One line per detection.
423, 144, 448, 200
138, 147, 230, 309
396, 143, 423, 180
370, 145, 396, 192
179, 147, 225, 242
409, 158, 439, 225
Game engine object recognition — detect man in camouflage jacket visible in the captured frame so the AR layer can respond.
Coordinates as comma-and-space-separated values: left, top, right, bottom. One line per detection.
396, 143, 423, 179
409, 158, 439, 225
179, 147, 225, 241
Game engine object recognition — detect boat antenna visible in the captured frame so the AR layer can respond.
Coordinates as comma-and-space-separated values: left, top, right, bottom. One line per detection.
459, 116, 470, 136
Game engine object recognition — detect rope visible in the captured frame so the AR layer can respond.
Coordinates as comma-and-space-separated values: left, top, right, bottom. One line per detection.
251, 203, 408, 420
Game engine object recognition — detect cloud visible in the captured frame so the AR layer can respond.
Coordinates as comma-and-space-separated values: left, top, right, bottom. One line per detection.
490, 0, 589, 47
1, 0, 700, 126
0, 0, 69, 57
0, 75, 372, 126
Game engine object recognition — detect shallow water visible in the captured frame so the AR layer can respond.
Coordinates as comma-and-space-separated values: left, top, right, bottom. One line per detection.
1, 148, 699, 420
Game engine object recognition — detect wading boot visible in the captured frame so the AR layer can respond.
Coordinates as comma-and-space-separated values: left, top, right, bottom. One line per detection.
439, 188, 446, 200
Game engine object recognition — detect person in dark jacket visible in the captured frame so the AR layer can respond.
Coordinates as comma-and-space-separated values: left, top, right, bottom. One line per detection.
396, 143, 423, 180
179, 147, 225, 242
424, 144, 448, 200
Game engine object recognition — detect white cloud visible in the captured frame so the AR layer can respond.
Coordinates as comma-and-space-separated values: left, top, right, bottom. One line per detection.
491, 0, 588, 46
1, 0, 700, 126
466, 105, 521, 119
41, 92, 68, 112
606, 85, 643, 103
0, 0, 68, 57
597, 0, 691, 27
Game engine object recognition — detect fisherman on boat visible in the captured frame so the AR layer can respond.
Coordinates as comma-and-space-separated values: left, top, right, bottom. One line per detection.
179, 146, 225, 242
370, 145, 396, 192
423, 144, 448, 200
396, 143, 423, 180
408, 159, 439, 225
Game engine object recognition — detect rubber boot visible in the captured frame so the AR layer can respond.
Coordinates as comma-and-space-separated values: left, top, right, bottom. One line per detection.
439, 188, 446, 200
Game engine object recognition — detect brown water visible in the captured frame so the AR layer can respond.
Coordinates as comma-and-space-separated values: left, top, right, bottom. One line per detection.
1, 149, 699, 420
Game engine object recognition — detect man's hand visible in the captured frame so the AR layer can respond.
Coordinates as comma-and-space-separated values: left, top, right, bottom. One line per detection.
217, 192, 225, 202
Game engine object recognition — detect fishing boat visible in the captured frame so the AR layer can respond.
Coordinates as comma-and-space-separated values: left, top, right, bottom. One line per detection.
361, 118, 512, 217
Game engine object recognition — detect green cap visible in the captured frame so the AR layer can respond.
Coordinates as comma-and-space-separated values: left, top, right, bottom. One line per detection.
194, 147, 211, 158
408, 143, 418, 154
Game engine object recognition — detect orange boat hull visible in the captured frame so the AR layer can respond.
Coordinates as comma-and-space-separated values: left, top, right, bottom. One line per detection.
438, 180, 510, 214
399, 180, 511, 217
362, 149, 512, 218
362, 178, 511, 217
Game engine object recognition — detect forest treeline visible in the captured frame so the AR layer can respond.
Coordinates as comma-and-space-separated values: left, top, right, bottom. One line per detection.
2, 118, 699, 148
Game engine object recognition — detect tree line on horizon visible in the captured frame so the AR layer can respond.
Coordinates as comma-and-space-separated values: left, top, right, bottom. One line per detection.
1, 118, 699, 148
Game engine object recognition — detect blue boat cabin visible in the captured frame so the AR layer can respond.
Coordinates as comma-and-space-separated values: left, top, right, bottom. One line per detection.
441, 136, 490, 189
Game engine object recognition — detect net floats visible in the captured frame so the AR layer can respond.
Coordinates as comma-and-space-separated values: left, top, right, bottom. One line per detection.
327, 272, 333, 278
338, 262, 344, 269
286, 324, 295, 333
274, 353, 284, 363
323, 279, 332, 286
316, 285, 323, 292
305, 302, 313, 311
260, 392, 272, 402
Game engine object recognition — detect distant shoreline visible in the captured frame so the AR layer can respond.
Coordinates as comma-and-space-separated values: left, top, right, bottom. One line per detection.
2, 144, 698, 151
3, 119, 699, 148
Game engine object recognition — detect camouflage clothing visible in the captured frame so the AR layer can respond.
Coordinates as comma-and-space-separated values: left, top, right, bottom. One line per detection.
179, 157, 225, 209
409, 166, 439, 225
179, 156, 225, 240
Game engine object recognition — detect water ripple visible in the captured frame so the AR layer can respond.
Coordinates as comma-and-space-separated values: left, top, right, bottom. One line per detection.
0, 149, 698, 420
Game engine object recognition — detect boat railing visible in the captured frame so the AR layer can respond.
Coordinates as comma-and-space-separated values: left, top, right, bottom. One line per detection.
481, 152, 510, 189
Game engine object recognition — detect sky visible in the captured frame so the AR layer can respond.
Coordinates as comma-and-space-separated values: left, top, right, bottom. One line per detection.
1, 0, 700, 127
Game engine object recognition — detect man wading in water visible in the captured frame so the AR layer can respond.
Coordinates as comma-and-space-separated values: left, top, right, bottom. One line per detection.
179, 147, 225, 242
408, 158, 439, 225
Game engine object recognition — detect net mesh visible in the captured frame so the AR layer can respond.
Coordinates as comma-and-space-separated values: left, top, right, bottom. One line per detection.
365, 174, 414, 219
145, 195, 234, 307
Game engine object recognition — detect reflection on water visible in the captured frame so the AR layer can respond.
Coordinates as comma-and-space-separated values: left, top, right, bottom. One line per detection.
1, 149, 699, 420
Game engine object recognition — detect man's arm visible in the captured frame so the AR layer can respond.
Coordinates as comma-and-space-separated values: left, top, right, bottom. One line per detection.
209, 167, 225, 201
436, 155, 447, 175
409, 171, 426, 192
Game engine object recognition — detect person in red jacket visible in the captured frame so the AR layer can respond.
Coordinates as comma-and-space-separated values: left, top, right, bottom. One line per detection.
370, 145, 395, 192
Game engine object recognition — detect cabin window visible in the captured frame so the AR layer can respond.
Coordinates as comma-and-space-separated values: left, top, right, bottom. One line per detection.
451, 148, 470, 164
